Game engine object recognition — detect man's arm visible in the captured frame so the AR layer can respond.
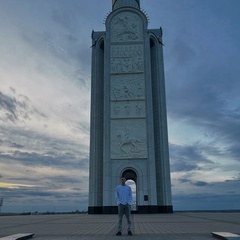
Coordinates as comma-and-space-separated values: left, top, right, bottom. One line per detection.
115, 186, 120, 205
128, 186, 132, 205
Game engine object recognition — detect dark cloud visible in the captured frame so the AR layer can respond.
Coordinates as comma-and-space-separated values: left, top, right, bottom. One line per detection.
173, 179, 240, 210
0, 91, 46, 123
10, 142, 24, 149
170, 143, 214, 172
0, 91, 18, 122
1, 124, 88, 152
193, 181, 209, 187
178, 178, 209, 187
0, 185, 88, 203
1, 150, 88, 170
0, 139, 24, 149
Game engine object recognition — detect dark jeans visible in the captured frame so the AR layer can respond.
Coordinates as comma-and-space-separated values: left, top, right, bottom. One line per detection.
118, 204, 131, 232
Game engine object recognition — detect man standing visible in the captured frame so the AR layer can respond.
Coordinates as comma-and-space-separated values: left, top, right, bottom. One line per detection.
115, 177, 133, 236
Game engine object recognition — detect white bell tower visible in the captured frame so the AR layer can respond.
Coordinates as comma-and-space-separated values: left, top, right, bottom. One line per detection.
88, 0, 172, 214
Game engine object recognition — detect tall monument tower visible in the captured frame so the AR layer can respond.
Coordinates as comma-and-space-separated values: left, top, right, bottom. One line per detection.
89, 0, 173, 214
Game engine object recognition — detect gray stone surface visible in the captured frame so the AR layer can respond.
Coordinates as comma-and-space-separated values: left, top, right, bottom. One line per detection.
0, 212, 239, 239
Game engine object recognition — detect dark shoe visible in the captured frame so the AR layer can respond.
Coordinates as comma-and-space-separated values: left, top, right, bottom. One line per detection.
128, 231, 133, 236
116, 231, 122, 236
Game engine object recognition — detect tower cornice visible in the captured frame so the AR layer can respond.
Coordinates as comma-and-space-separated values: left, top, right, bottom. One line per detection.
112, 0, 140, 10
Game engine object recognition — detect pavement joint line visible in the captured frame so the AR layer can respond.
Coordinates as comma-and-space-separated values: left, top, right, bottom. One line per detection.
0, 213, 240, 239
176, 213, 240, 226
0, 233, 34, 240
212, 232, 240, 240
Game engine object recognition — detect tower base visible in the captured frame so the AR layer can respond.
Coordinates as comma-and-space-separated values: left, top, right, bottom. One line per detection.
88, 205, 173, 214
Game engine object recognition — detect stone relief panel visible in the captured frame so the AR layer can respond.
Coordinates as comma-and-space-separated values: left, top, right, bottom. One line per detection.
111, 44, 144, 73
110, 12, 143, 42
111, 45, 143, 58
111, 74, 145, 101
111, 57, 144, 73
111, 119, 148, 159
111, 100, 145, 118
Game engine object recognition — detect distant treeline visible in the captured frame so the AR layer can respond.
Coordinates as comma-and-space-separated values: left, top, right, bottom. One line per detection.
0, 210, 87, 216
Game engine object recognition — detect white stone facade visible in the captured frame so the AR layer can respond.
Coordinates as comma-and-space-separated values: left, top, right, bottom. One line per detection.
89, 0, 172, 214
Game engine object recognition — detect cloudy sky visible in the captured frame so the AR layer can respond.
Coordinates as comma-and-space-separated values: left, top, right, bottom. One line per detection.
0, 0, 240, 213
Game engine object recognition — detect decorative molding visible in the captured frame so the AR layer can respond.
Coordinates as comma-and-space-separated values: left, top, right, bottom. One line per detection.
111, 100, 145, 118
111, 119, 148, 159
110, 44, 144, 73
111, 44, 143, 58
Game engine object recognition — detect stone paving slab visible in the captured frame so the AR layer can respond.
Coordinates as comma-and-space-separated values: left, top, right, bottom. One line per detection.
0, 233, 34, 240
0, 212, 239, 240
212, 232, 240, 240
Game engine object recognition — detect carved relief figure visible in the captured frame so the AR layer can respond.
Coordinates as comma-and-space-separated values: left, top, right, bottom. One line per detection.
111, 100, 145, 118
114, 102, 120, 115
124, 102, 130, 114
135, 102, 142, 113
111, 57, 144, 73
111, 13, 143, 42
117, 128, 142, 154
111, 74, 145, 101
111, 44, 144, 73
111, 120, 148, 159
113, 85, 121, 100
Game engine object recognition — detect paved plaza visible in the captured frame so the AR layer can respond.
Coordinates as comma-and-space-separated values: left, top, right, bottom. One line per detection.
0, 212, 239, 240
